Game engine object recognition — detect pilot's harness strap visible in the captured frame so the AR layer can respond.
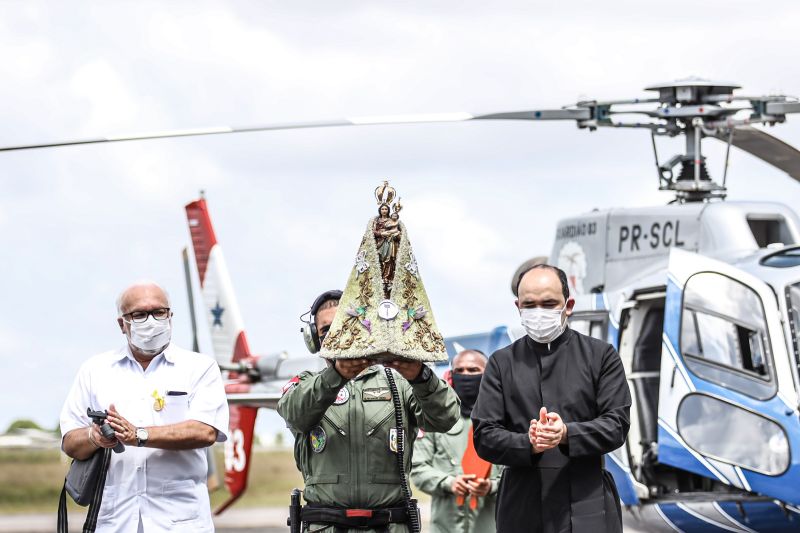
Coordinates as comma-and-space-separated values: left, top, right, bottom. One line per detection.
301, 504, 410, 528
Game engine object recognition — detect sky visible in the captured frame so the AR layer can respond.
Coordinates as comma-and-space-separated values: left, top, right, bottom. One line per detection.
2, 0, 800, 439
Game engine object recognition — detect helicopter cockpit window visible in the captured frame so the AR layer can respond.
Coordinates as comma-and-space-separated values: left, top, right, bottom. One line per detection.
677, 394, 789, 476
680, 272, 776, 400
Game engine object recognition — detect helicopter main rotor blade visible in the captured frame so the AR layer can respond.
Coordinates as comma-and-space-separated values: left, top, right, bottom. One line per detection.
472, 109, 591, 121
0, 120, 353, 152
765, 101, 800, 115
0, 109, 592, 153
712, 126, 800, 181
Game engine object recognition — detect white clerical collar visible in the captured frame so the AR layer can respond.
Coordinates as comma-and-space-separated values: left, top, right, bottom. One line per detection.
527, 327, 571, 353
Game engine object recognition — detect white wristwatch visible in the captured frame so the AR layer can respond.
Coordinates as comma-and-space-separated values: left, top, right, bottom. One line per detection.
136, 427, 149, 447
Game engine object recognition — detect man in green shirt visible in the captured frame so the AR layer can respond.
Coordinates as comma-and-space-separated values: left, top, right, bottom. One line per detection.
411, 350, 501, 533
280, 291, 459, 532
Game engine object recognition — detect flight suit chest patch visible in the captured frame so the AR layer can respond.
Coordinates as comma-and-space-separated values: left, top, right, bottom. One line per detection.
388, 428, 402, 453
362, 387, 391, 401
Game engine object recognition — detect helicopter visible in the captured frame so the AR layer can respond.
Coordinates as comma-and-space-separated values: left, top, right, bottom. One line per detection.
6, 77, 800, 531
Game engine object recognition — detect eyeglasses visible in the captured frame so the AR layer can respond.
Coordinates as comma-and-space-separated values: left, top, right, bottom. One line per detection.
122, 308, 171, 323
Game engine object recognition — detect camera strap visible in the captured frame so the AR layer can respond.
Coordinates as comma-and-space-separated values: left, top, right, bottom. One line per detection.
58, 447, 112, 533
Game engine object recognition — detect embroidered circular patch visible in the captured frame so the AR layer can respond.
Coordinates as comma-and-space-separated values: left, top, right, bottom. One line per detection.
334, 387, 350, 405
310, 426, 327, 453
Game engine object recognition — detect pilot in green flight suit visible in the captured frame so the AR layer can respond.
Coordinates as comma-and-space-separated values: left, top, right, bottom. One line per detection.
279, 358, 459, 532
411, 350, 502, 533
280, 182, 459, 532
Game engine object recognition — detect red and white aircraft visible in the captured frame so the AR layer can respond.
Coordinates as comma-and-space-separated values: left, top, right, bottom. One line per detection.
184, 194, 324, 513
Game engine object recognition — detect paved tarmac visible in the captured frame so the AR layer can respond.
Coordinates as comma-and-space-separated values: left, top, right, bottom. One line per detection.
0, 507, 290, 532
0, 505, 649, 532
218, 529, 284, 533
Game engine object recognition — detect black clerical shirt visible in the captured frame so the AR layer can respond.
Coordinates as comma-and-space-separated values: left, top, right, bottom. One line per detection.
472, 327, 631, 533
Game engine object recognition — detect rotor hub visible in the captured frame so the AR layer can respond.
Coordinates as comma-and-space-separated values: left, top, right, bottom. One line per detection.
645, 77, 741, 105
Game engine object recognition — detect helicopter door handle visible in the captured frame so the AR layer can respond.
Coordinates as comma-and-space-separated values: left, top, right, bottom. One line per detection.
670, 365, 677, 389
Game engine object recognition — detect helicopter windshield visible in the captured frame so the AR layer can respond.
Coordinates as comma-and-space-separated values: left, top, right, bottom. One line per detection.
681, 273, 772, 390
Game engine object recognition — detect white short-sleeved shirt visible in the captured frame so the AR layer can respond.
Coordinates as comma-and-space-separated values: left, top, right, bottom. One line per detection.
60, 344, 229, 533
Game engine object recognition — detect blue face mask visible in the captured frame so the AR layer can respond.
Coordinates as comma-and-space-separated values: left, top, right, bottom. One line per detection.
520, 305, 566, 343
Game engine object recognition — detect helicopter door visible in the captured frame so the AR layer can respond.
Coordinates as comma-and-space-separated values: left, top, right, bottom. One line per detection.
658, 248, 799, 505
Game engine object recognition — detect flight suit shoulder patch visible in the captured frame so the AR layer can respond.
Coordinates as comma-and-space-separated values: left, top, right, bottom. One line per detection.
281, 375, 300, 395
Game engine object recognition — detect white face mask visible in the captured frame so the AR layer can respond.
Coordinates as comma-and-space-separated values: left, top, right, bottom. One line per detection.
520, 306, 567, 344
126, 316, 171, 355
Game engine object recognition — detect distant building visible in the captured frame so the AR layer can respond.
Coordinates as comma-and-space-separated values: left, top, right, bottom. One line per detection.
0, 428, 60, 449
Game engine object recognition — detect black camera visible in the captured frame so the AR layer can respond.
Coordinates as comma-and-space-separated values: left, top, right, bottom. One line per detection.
86, 408, 125, 453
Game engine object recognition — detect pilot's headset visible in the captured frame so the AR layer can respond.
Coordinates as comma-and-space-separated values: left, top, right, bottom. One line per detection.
300, 290, 343, 354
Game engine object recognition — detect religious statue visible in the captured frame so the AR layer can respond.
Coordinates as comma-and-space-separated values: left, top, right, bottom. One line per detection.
321, 179, 447, 360
373, 181, 403, 298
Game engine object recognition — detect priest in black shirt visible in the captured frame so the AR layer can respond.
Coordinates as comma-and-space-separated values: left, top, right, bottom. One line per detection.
472, 264, 630, 533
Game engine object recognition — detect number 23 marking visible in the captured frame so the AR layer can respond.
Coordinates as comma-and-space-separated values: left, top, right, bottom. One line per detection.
224, 428, 246, 472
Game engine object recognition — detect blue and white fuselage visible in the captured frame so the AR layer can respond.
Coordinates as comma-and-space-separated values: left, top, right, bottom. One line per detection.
445, 201, 800, 532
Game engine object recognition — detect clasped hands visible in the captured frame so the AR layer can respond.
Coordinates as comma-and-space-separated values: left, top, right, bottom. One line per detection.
529, 406, 567, 453
451, 474, 492, 498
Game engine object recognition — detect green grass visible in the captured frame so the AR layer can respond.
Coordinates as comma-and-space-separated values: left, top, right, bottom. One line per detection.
209, 448, 304, 509
0, 449, 70, 514
0, 446, 427, 515
0, 447, 302, 514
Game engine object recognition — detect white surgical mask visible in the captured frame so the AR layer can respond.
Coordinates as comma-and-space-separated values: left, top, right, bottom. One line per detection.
520, 306, 566, 344
127, 316, 171, 355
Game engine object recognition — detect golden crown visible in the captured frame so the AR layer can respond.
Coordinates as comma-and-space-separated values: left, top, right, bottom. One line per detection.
374, 180, 396, 206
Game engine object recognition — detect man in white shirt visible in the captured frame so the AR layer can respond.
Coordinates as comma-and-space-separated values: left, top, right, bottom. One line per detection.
60, 281, 229, 533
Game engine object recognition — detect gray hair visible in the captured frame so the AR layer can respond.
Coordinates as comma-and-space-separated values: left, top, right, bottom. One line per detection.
116, 281, 171, 316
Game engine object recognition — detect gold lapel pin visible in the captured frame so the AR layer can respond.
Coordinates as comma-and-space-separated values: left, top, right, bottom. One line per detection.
152, 390, 165, 412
